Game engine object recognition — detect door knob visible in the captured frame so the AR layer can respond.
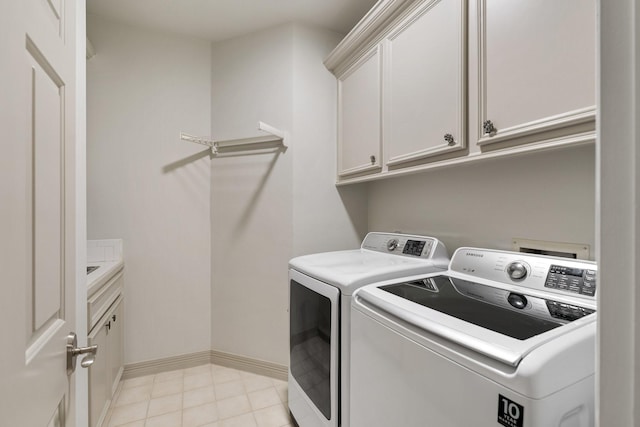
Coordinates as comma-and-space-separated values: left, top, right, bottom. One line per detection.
66, 332, 98, 375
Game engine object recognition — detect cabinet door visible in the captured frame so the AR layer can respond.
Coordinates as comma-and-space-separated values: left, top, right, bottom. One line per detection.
337, 46, 382, 177
478, 0, 596, 146
89, 323, 109, 427
385, 0, 467, 166
107, 299, 124, 396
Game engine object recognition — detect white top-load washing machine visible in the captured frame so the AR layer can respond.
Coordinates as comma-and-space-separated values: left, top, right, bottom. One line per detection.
350, 247, 597, 427
288, 232, 449, 427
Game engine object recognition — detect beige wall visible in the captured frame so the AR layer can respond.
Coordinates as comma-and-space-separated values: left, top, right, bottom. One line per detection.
210, 24, 294, 366
368, 144, 596, 258
88, 19, 366, 367
87, 16, 212, 364
292, 25, 368, 256
210, 24, 367, 366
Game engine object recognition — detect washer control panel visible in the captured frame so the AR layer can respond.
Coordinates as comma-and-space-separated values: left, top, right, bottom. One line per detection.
361, 232, 448, 260
544, 265, 597, 297
450, 247, 597, 301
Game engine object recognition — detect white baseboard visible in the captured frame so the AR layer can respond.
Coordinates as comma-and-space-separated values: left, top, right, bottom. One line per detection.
210, 349, 287, 381
122, 349, 287, 381
122, 350, 212, 379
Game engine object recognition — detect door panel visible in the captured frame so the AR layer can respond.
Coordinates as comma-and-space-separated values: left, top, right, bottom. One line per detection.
0, 0, 78, 425
30, 43, 65, 331
46, 402, 65, 427
43, 0, 65, 38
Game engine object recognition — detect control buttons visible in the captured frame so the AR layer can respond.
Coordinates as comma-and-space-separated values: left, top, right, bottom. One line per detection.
544, 264, 597, 297
507, 293, 528, 309
581, 286, 596, 297
506, 261, 529, 281
386, 239, 399, 251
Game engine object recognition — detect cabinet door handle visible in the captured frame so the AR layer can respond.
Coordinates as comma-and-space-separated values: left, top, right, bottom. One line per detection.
370, 155, 376, 164
483, 120, 497, 136
106, 321, 111, 331
444, 134, 455, 146
112, 314, 117, 322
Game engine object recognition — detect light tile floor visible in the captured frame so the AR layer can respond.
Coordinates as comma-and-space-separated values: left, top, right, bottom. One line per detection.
104, 364, 294, 427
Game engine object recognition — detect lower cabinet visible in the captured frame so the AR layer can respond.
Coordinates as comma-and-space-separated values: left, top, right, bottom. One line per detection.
89, 319, 108, 427
107, 300, 124, 397
89, 297, 124, 427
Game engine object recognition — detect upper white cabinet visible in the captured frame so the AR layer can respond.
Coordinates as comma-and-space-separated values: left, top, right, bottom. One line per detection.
477, 0, 596, 147
385, 0, 466, 167
326, 0, 596, 184
338, 46, 382, 177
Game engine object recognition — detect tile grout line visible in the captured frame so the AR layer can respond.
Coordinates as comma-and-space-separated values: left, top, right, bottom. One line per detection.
105, 363, 291, 427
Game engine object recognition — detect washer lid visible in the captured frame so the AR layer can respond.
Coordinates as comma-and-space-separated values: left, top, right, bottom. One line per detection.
355, 274, 597, 366
289, 249, 448, 295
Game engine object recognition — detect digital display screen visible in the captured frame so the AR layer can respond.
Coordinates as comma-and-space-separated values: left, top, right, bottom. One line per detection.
403, 240, 425, 256
550, 265, 584, 277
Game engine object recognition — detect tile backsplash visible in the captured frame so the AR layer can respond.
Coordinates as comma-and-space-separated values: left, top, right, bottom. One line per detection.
88, 239, 123, 263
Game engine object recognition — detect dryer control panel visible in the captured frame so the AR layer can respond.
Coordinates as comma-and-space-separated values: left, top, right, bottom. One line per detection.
450, 248, 597, 302
361, 232, 448, 261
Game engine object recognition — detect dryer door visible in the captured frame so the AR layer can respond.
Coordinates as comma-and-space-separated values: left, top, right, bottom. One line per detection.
289, 269, 339, 427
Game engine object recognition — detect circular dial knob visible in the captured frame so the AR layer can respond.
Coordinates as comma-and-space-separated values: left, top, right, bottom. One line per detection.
386, 239, 399, 251
507, 293, 528, 309
506, 261, 528, 281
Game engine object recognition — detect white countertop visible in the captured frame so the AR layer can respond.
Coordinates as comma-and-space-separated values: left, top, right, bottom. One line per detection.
87, 260, 124, 297
87, 239, 124, 297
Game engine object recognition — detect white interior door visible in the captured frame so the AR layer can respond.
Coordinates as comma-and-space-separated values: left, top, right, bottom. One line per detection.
0, 0, 79, 426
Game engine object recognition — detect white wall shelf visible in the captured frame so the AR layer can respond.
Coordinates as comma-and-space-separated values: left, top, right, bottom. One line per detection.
180, 121, 287, 155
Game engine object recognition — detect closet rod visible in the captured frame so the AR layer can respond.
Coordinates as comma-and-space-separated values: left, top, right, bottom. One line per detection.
180, 121, 286, 155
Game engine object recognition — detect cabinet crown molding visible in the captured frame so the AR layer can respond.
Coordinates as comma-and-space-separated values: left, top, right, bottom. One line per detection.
324, 0, 417, 73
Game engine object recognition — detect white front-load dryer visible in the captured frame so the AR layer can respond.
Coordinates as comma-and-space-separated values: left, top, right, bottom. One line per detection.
288, 232, 449, 427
